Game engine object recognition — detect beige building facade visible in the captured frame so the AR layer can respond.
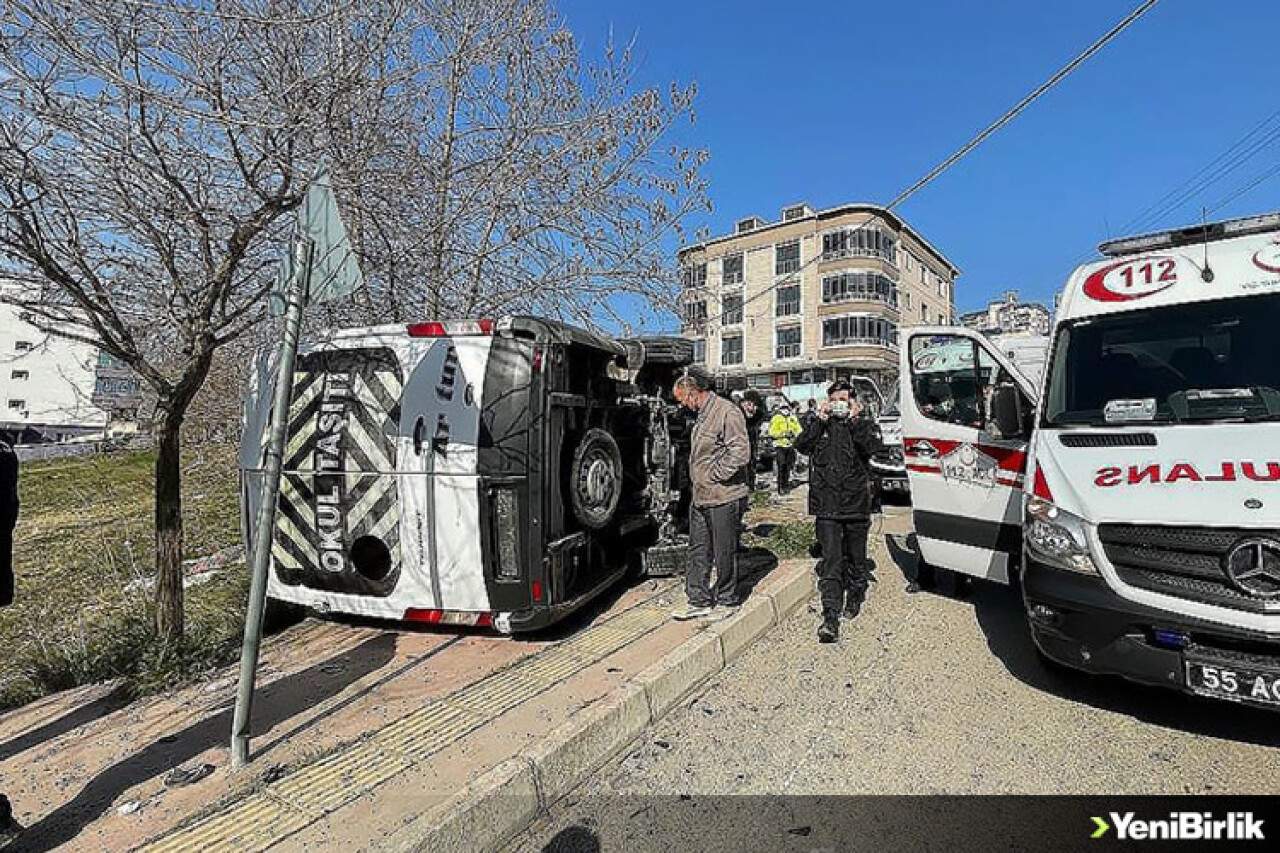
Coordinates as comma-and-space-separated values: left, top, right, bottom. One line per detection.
678, 202, 959, 393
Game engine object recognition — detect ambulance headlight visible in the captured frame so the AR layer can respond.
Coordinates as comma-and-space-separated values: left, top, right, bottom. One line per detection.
1025, 497, 1099, 575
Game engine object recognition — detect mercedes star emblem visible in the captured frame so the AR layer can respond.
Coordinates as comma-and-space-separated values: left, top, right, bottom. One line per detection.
1222, 538, 1280, 600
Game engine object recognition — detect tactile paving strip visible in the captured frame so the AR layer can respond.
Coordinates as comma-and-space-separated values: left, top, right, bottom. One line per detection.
137, 593, 672, 853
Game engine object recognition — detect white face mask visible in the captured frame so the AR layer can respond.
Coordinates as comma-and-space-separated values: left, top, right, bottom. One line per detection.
830, 399, 851, 419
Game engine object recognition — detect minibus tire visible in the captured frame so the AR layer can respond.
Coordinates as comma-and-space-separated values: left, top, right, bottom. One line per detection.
570, 428, 624, 530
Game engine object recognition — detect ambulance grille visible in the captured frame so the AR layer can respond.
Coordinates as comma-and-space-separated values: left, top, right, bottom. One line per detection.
1059, 432, 1157, 448
1100, 524, 1280, 614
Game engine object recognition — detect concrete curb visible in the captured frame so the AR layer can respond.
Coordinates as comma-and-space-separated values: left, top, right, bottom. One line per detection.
381, 559, 814, 853
633, 630, 725, 719
523, 684, 652, 803
383, 757, 539, 853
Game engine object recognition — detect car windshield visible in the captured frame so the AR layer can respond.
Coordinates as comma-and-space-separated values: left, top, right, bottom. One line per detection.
1043, 292, 1280, 426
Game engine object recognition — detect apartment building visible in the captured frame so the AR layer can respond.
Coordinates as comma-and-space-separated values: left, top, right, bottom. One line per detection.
959, 290, 1052, 337
0, 282, 112, 443
678, 202, 959, 392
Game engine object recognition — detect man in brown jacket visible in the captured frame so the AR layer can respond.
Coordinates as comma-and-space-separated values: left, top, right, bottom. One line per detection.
672, 375, 750, 620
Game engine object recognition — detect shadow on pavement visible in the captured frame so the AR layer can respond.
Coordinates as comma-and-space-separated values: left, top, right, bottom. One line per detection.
970, 583, 1280, 748
883, 531, 929, 588
736, 546, 780, 602
0, 684, 132, 764
17, 633, 397, 853
541, 824, 602, 853
885, 530, 1280, 747
253, 634, 464, 762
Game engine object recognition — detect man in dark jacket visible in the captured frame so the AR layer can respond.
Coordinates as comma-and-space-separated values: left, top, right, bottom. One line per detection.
0, 440, 21, 843
794, 380, 881, 643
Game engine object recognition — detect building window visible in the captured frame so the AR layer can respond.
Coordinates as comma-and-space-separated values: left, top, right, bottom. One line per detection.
920, 303, 927, 321
7, 400, 24, 411
782, 205, 808, 222
822, 227, 898, 264
903, 292, 912, 310
776, 326, 801, 360
10, 370, 28, 381
938, 279, 948, 298
721, 336, 744, 366
14, 341, 32, 352
775, 240, 800, 275
938, 313, 946, 326
722, 253, 744, 286
680, 262, 707, 290
722, 294, 743, 326
821, 272, 898, 307
821, 316, 898, 349
683, 300, 708, 329
776, 284, 801, 317
692, 339, 706, 364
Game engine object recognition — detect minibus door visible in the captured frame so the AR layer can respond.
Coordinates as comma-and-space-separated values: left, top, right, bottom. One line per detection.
898, 327, 1038, 584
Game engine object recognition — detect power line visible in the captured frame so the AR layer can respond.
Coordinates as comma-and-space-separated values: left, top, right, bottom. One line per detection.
1119, 114, 1280, 235
1207, 158, 1280, 215
1060, 110, 1280, 273
691, 0, 1163, 332
886, 0, 1162, 209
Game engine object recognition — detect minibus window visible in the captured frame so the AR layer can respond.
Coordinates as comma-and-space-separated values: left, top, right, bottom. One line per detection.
479, 337, 534, 475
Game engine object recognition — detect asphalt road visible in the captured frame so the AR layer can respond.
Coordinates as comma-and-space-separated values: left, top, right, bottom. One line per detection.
510, 499, 1280, 852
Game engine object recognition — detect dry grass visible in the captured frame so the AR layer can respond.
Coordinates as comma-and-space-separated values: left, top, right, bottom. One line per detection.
0, 442, 255, 711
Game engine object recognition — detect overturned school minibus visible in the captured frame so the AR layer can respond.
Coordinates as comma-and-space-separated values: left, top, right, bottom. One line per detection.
240, 316, 696, 633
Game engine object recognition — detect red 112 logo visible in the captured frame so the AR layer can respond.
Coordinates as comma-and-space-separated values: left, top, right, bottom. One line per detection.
1083, 256, 1179, 302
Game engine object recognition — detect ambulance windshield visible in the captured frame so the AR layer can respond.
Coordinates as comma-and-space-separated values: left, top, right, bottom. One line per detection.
1044, 292, 1280, 426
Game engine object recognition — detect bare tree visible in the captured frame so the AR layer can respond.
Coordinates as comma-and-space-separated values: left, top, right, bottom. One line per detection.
321, 0, 711, 334
0, 0, 709, 643
0, 0, 404, 640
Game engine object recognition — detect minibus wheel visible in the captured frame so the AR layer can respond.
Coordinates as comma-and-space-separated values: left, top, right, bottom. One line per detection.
570, 428, 624, 530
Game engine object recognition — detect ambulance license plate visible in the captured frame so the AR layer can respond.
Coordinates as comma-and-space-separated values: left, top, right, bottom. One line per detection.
1185, 656, 1280, 708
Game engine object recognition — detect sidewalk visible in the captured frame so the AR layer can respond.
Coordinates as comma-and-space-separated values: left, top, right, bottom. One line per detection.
1, 548, 813, 852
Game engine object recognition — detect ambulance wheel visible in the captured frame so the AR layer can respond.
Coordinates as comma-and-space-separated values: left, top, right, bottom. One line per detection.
570, 428, 623, 530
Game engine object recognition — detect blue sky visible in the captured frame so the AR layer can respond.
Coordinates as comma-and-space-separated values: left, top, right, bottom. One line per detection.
559, 0, 1280, 322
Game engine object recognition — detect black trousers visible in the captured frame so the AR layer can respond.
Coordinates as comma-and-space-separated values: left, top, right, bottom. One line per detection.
687, 500, 743, 608
776, 447, 796, 492
816, 517, 870, 618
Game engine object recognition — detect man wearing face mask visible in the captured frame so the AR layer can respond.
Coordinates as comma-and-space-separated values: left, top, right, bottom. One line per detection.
794, 380, 881, 643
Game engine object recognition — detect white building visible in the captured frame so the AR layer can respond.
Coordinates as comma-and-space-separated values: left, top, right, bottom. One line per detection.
0, 289, 108, 443
959, 290, 1052, 337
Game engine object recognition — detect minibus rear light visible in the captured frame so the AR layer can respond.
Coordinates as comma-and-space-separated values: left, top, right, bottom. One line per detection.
404, 608, 494, 628
407, 319, 495, 337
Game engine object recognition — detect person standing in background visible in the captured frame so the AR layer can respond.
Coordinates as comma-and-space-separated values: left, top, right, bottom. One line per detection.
767, 404, 802, 494
738, 390, 765, 494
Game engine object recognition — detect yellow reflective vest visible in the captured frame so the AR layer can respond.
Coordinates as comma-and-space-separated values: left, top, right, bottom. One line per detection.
767, 413, 802, 448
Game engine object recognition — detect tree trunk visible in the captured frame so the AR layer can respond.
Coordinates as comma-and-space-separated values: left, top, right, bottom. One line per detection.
154, 405, 186, 641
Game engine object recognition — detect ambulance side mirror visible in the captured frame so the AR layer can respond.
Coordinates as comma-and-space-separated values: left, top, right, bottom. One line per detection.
989, 384, 1028, 441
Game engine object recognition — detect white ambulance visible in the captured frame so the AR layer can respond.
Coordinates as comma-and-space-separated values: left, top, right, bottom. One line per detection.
240, 317, 696, 633
900, 212, 1280, 709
